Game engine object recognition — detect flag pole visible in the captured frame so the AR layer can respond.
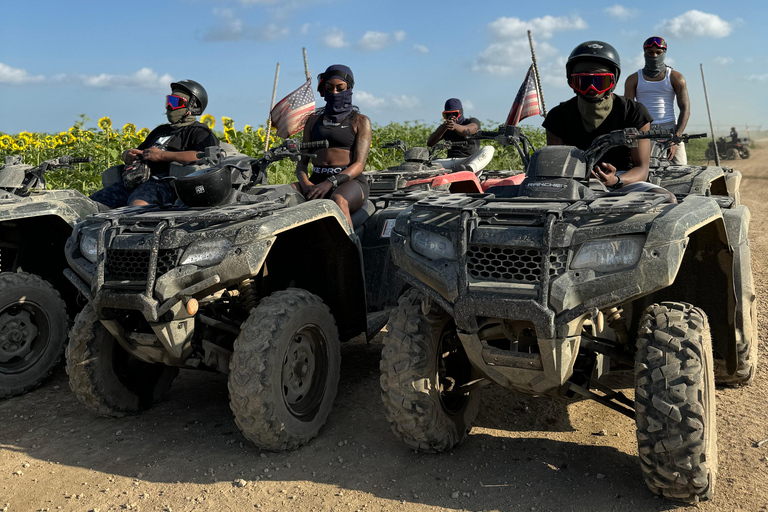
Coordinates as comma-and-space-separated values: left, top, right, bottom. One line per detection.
700, 63, 720, 165
302, 47, 311, 81
527, 30, 547, 117
264, 62, 280, 153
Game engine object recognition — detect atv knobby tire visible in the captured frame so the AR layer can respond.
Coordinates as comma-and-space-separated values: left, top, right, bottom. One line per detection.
726, 148, 738, 160
0, 272, 69, 398
635, 302, 716, 502
380, 288, 480, 452
66, 303, 178, 416
704, 148, 715, 160
228, 288, 341, 451
739, 147, 750, 159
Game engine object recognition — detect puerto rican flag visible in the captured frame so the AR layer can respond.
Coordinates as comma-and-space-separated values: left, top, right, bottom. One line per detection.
505, 65, 542, 127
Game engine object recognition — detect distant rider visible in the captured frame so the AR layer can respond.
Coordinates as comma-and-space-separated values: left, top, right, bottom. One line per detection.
90, 80, 219, 209
543, 41, 658, 193
730, 127, 739, 143
624, 36, 690, 165
427, 99, 492, 172
295, 64, 371, 228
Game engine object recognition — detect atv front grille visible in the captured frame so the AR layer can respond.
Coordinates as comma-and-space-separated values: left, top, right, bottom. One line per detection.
467, 245, 569, 283
105, 248, 179, 281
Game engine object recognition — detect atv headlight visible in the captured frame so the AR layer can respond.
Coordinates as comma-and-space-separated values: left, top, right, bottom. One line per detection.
410, 228, 456, 260
179, 238, 232, 267
79, 231, 99, 263
571, 236, 645, 273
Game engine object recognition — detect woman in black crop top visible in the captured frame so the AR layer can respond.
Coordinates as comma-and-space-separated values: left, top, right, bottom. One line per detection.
295, 64, 371, 228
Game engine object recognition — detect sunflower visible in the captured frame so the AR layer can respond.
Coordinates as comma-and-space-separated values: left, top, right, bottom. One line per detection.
45, 136, 56, 149
201, 114, 215, 129
224, 127, 236, 143
0, 135, 13, 149
57, 132, 72, 145
222, 116, 234, 129
12, 138, 28, 151
17, 131, 33, 142
137, 128, 150, 139
244, 124, 253, 134
122, 123, 136, 135
98, 116, 112, 130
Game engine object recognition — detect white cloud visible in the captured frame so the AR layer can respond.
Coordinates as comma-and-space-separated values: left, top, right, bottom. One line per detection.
604, 5, 639, 20
658, 10, 732, 39
322, 27, 348, 48
746, 73, 768, 82
413, 44, 429, 54
474, 15, 587, 75
202, 8, 289, 41
357, 30, 406, 51
80, 68, 173, 90
300, 23, 310, 35
0, 63, 44, 84
714, 56, 734, 65
354, 91, 419, 110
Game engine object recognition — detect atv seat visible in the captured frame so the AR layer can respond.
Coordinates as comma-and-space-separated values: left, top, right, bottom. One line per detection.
351, 199, 375, 235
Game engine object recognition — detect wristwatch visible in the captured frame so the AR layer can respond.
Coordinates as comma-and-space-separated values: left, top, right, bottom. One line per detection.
327, 175, 339, 189
610, 174, 623, 190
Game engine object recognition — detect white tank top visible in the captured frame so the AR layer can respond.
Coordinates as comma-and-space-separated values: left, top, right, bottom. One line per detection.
635, 68, 675, 125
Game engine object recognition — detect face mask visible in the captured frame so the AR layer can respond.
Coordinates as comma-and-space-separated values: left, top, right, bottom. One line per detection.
577, 94, 614, 132
643, 53, 666, 77
323, 89, 354, 123
166, 91, 195, 126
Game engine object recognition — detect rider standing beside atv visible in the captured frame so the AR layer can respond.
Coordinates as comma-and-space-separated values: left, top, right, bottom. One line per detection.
427, 99, 484, 171
543, 41, 653, 192
90, 80, 219, 209
294, 65, 371, 228
624, 36, 690, 165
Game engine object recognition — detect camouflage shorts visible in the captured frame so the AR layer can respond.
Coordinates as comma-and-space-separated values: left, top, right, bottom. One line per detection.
90, 178, 176, 209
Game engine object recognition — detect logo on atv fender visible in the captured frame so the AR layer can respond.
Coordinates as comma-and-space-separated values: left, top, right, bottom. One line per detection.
195, 185, 205, 194
526, 182, 565, 188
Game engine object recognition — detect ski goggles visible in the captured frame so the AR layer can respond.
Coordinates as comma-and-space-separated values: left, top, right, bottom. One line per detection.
643, 36, 667, 50
442, 110, 460, 119
569, 73, 616, 95
166, 94, 188, 110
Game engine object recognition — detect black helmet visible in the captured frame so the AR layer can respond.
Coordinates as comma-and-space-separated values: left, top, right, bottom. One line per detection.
170, 79, 208, 116
566, 41, 621, 82
173, 166, 233, 207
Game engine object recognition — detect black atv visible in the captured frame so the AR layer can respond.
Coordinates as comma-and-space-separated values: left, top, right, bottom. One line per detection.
0, 155, 98, 398
705, 136, 750, 160
64, 139, 411, 451
380, 127, 756, 502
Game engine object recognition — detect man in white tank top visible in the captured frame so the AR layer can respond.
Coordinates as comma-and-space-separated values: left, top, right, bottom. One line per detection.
624, 36, 690, 165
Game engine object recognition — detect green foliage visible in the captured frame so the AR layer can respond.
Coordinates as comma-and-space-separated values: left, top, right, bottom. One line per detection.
0, 117, 547, 193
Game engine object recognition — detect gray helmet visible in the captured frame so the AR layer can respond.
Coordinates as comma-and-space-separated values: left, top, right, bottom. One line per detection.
566, 41, 621, 82
170, 80, 208, 116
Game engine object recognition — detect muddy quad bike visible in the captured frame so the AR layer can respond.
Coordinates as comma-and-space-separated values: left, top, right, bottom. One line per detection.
365, 140, 494, 197
64, 139, 412, 451
0, 154, 98, 398
381, 127, 756, 502
705, 137, 750, 160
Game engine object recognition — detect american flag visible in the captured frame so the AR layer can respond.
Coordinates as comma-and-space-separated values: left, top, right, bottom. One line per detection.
505, 65, 541, 126
270, 79, 316, 138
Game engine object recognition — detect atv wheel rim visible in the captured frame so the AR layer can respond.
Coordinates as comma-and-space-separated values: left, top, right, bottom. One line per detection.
0, 305, 46, 371
437, 328, 473, 414
282, 325, 328, 420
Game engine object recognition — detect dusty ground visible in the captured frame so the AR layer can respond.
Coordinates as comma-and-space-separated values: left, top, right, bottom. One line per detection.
2, 146, 767, 512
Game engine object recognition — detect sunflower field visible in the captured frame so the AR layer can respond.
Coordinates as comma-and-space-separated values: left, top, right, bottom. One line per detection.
0, 114, 546, 195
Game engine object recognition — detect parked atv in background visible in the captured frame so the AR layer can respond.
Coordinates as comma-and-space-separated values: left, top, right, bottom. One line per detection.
0, 155, 98, 398
380, 128, 756, 502
705, 137, 751, 160
64, 139, 413, 451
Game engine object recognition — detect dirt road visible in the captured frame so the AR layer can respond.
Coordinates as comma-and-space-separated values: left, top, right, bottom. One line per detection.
2, 148, 767, 512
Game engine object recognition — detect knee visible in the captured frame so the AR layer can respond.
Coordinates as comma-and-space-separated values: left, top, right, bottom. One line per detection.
332, 193, 349, 210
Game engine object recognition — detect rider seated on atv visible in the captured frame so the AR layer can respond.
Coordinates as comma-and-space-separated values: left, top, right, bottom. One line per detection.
294, 65, 371, 228
427, 98, 492, 173
543, 41, 664, 195
90, 80, 219, 209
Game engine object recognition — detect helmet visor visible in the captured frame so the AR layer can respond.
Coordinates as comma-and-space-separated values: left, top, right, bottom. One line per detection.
643, 37, 667, 50
569, 73, 616, 95
166, 95, 189, 110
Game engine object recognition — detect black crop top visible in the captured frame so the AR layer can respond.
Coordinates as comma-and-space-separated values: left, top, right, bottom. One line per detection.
310, 117, 356, 150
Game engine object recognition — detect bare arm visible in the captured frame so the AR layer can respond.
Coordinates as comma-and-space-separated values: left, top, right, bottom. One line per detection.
624, 73, 638, 100
427, 123, 448, 147
142, 147, 200, 164
592, 122, 651, 187
671, 71, 690, 136
343, 114, 372, 178
452, 121, 479, 137
295, 115, 319, 190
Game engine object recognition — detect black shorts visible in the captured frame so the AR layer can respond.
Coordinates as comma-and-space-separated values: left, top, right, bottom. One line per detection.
309, 171, 369, 201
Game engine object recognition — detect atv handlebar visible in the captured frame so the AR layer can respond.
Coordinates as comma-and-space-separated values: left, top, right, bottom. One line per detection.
58, 156, 93, 165
585, 128, 708, 170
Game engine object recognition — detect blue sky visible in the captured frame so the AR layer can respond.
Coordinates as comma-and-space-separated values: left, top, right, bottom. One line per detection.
2, 0, 766, 136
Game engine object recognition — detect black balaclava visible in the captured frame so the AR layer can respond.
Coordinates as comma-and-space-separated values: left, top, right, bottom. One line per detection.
643, 52, 666, 77
444, 98, 465, 124
572, 62, 615, 132
321, 64, 354, 123
167, 90, 196, 127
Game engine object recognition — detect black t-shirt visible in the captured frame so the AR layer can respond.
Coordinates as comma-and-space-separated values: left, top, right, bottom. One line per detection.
443, 117, 481, 158
138, 121, 220, 175
542, 96, 652, 170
